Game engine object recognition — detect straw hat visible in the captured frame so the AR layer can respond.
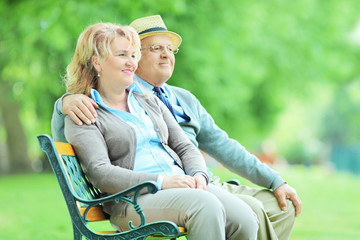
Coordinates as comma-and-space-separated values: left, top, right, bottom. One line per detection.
130, 15, 182, 48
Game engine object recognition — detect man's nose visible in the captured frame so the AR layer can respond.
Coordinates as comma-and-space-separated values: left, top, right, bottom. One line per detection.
160, 49, 170, 58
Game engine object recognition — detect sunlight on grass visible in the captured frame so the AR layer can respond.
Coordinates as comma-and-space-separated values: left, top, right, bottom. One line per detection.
0, 173, 71, 239
212, 165, 360, 240
1, 165, 360, 239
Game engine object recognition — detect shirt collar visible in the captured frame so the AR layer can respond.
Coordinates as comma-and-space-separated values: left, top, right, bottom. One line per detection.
134, 74, 169, 93
90, 81, 144, 105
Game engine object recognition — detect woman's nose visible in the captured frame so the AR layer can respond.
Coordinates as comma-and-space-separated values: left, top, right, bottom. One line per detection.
125, 58, 137, 70
126, 57, 136, 66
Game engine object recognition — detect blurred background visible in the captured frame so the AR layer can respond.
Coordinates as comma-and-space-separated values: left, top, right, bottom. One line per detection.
1, 0, 360, 239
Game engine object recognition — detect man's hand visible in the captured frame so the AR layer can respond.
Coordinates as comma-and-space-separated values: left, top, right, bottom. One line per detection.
274, 183, 302, 217
162, 175, 196, 189
193, 174, 207, 190
62, 94, 98, 126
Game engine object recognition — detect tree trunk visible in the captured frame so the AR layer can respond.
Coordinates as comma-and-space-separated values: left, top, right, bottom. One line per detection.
0, 114, 9, 174
0, 81, 32, 174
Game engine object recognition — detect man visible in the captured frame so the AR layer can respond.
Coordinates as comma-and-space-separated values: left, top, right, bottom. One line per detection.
51, 15, 301, 240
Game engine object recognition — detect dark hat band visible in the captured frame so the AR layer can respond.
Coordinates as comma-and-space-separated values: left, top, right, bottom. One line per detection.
139, 27, 168, 35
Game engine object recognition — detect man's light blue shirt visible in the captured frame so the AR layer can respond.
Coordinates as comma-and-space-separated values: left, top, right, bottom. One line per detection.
134, 75, 190, 123
90, 82, 185, 190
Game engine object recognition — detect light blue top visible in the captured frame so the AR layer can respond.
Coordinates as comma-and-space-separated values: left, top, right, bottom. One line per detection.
90, 82, 185, 190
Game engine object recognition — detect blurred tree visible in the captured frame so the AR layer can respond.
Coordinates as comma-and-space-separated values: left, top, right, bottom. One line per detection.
0, 2, 32, 173
321, 81, 360, 144
0, 82, 31, 173
0, 112, 8, 173
173, 0, 360, 146
0, 0, 186, 173
320, 80, 360, 174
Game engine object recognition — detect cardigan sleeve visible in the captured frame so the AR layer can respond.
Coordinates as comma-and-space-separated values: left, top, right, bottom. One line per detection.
64, 114, 158, 194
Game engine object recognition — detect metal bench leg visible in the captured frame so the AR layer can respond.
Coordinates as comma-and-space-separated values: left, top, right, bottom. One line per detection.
73, 224, 82, 240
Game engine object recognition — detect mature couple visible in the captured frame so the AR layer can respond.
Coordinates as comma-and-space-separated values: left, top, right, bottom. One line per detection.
52, 15, 301, 240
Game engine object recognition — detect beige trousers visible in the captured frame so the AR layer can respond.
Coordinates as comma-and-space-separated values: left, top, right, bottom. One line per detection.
110, 183, 258, 240
213, 177, 296, 240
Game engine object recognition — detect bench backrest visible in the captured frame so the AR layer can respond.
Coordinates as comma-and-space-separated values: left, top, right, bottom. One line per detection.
38, 134, 110, 223
54, 141, 101, 201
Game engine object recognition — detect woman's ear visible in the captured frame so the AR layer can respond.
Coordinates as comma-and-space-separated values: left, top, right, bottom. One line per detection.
92, 55, 101, 73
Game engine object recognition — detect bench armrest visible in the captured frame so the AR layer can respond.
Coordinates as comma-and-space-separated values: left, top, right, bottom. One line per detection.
74, 181, 157, 229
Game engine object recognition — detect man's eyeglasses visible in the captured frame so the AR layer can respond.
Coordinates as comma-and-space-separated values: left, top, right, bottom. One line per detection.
141, 44, 179, 54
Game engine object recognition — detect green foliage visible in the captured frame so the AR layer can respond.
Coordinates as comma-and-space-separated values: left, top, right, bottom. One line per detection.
1, 0, 360, 169
171, 0, 360, 145
321, 81, 360, 144
318, 81, 360, 173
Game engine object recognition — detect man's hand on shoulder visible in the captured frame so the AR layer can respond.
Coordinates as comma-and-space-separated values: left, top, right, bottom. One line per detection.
273, 183, 302, 217
63, 94, 98, 126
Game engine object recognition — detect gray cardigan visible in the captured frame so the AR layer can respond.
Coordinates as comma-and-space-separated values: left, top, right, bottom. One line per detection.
64, 93, 208, 216
52, 84, 285, 191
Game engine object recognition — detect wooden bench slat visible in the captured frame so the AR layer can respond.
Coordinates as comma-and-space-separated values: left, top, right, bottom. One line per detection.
79, 206, 108, 222
177, 227, 186, 233
79, 206, 187, 235
54, 141, 75, 155
95, 227, 186, 236
96, 230, 118, 234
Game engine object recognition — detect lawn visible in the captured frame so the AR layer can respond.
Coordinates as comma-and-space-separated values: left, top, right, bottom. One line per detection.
0, 165, 360, 239
217, 165, 360, 240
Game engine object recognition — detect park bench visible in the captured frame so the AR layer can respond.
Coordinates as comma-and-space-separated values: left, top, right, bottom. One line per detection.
37, 134, 187, 240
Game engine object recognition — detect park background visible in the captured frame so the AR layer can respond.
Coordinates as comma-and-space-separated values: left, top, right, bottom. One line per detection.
1, 0, 360, 239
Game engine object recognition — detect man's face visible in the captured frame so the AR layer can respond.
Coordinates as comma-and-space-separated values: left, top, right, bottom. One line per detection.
136, 34, 175, 87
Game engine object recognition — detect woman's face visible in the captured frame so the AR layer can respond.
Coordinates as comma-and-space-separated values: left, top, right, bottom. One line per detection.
96, 36, 138, 90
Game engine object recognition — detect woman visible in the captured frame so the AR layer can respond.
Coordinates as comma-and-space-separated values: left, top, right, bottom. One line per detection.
63, 22, 258, 240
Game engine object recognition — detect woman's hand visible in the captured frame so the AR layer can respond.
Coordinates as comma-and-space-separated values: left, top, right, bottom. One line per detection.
193, 174, 207, 190
161, 174, 207, 190
162, 175, 196, 189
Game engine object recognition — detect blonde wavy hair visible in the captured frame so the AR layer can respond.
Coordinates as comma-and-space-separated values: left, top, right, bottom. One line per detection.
64, 22, 141, 96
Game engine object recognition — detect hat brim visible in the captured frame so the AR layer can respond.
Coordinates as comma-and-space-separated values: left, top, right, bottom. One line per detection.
139, 31, 182, 48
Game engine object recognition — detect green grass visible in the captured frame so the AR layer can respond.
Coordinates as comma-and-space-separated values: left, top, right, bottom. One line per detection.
1, 165, 360, 239
217, 165, 360, 240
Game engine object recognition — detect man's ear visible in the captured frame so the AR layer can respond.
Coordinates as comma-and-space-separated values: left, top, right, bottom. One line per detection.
92, 55, 101, 73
